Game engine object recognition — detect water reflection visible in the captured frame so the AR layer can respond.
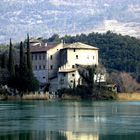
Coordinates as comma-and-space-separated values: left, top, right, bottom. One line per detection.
0, 101, 140, 140
0, 131, 140, 140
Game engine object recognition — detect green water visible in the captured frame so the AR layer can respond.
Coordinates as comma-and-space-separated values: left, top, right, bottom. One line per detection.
0, 100, 140, 140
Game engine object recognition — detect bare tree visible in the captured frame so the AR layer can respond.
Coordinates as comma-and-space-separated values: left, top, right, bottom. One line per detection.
107, 72, 140, 93
120, 72, 139, 93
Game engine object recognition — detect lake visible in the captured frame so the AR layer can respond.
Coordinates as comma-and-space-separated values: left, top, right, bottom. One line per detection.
0, 100, 140, 140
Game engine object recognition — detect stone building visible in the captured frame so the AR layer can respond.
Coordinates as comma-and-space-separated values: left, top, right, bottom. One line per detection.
30, 41, 105, 92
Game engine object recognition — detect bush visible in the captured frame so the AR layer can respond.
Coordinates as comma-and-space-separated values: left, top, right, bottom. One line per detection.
101, 91, 118, 100
57, 85, 117, 100
0, 88, 7, 95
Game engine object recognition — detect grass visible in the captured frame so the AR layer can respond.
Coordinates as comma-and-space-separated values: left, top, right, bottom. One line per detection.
117, 93, 140, 101
22, 93, 50, 100
7, 92, 50, 100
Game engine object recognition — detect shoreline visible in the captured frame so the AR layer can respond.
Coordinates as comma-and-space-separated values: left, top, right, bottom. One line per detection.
1, 93, 140, 101
117, 93, 140, 101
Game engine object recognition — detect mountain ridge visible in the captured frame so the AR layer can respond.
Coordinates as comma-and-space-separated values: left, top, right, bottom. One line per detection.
0, 0, 140, 43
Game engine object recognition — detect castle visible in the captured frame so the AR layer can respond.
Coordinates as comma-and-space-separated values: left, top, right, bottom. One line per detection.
29, 39, 105, 92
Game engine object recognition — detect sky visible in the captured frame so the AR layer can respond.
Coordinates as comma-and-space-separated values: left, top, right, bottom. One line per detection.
0, 0, 140, 43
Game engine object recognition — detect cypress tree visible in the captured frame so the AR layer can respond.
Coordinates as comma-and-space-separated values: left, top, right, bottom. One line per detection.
26, 34, 32, 71
26, 34, 39, 92
19, 41, 24, 69
8, 38, 15, 76
1, 53, 7, 69
7, 39, 16, 90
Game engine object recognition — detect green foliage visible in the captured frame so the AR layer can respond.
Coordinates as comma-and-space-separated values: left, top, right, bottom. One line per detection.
78, 65, 101, 95
58, 86, 117, 100
0, 68, 9, 85
0, 88, 7, 95
16, 38, 39, 93
8, 39, 15, 76
47, 34, 61, 43
99, 90, 118, 100
0, 44, 8, 52
6, 37, 39, 94
0, 53, 8, 68
44, 83, 50, 92
19, 41, 24, 69
26, 34, 32, 72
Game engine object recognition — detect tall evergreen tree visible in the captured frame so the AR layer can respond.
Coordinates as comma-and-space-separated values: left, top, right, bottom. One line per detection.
7, 39, 17, 90
19, 41, 24, 69
1, 53, 7, 69
26, 34, 32, 71
8, 38, 15, 76
25, 34, 39, 92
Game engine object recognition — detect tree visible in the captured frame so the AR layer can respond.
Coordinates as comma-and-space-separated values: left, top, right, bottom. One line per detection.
108, 72, 140, 92
1, 53, 7, 69
48, 34, 60, 43
0, 68, 9, 85
26, 34, 32, 72
25, 34, 39, 92
16, 42, 28, 93
120, 72, 139, 93
77, 65, 97, 95
19, 41, 24, 69
17, 37, 39, 93
7, 39, 17, 90
8, 38, 15, 76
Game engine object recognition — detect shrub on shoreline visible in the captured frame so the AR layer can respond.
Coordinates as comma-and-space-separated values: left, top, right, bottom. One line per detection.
57, 86, 117, 100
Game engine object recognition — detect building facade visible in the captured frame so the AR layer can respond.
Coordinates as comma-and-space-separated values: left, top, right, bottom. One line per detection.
30, 42, 63, 86
30, 41, 105, 92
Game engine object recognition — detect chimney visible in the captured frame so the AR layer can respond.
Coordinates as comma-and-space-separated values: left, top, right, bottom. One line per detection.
61, 39, 64, 44
45, 43, 47, 47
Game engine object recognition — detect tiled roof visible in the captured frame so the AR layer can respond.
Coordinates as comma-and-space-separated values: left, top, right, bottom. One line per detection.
30, 38, 41, 43
30, 44, 57, 53
58, 68, 76, 73
63, 42, 98, 50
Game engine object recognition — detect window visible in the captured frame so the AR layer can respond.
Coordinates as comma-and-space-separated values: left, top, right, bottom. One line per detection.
50, 65, 53, 69
70, 80, 73, 83
43, 65, 45, 69
63, 73, 66, 77
72, 65, 75, 68
39, 55, 41, 60
35, 54, 37, 60
73, 49, 76, 52
39, 65, 41, 70
43, 77, 46, 79
43, 54, 45, 60
32, 55, 34, 60
35, 65, 37, 70
93, 56, 94, 59
60, 79, 64, 84
76, 55, 78, 59
50, 55, 53, 60
72, 74, 75, 77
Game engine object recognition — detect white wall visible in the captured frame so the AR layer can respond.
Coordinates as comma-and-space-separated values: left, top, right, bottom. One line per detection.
49, 77, 58, 92
32, 52, 48, 84
33, 70, 48, 83
47, 43, 64, 79
67, 49, 98, 67
58, 70, 80, 90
